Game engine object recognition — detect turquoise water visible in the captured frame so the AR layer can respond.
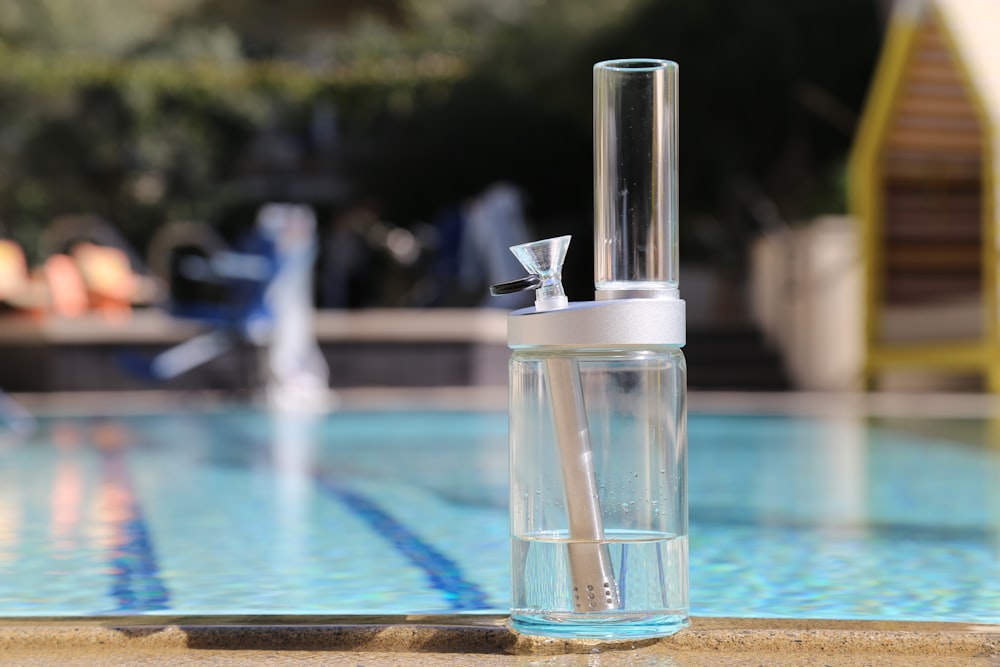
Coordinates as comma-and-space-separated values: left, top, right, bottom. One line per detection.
0, 407, 997, 622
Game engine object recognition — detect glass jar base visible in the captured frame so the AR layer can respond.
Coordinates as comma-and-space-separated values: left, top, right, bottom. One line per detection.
510, 612, 689, 640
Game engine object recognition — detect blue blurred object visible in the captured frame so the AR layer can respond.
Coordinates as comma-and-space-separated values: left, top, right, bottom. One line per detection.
136, 219, 280, 381
0, 389, 35, 437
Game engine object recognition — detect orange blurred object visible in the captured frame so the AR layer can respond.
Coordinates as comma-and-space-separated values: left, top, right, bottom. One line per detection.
43, 254, 89, 318
0, 239, 28, 302
72, 242, 137, 322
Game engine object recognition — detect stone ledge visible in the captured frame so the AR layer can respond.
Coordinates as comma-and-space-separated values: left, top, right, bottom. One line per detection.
0, 308, 508, 346
0, 615, 996, 659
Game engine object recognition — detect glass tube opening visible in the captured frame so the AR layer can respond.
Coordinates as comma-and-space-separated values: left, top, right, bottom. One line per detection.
594, 59, 678, 297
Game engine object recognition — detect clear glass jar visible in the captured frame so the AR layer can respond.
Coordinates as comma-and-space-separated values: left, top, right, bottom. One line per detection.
508, 346, 688, 639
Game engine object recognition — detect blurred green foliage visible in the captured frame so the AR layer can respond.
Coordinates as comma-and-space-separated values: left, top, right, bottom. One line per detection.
0, 0, 880, 275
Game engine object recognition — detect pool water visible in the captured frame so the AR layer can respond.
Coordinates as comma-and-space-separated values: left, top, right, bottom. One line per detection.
0, 407, 997, 622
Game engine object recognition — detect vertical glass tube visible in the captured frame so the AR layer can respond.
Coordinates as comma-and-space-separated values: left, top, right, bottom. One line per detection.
594, 59, 679, 297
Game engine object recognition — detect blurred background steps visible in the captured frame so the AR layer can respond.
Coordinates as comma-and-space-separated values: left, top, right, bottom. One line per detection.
685, 325, 790, 391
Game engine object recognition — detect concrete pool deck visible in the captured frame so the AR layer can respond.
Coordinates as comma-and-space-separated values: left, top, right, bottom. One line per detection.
0, 616, 997, 666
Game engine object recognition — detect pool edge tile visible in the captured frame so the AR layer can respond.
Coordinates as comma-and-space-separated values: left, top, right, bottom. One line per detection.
0, 616, 996, 659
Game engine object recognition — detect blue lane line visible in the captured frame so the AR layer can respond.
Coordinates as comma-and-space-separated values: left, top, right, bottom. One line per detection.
100, 452, 170, 613
316, 475, 492, 611
107, 513, 170, 612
